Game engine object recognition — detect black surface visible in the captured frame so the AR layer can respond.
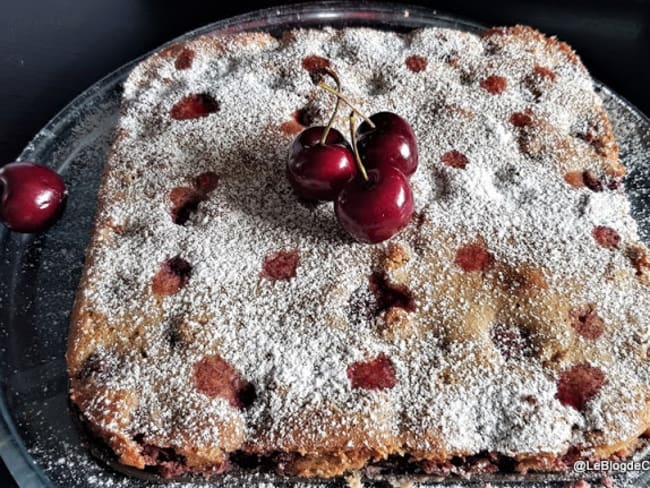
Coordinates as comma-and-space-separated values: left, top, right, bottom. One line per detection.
1, 0, 649, 486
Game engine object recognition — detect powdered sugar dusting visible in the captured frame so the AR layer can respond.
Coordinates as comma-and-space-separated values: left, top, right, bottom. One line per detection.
67, 25, 650, 478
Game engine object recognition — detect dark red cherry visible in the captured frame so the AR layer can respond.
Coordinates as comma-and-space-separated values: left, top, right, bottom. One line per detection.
357, 112, 415, 139
290, 126, 349, 157
0, 162, 67, 233
358, 131, 417, 177
357, 112, 418, 177
287, 142, 356, 201
335, 166, 414, 243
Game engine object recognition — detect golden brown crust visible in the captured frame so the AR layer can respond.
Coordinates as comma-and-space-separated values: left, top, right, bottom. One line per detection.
66, 129, 129, 377
482, 25, 580, 65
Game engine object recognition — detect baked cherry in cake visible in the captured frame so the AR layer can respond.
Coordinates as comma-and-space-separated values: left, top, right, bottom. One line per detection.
0, 162, 67, 233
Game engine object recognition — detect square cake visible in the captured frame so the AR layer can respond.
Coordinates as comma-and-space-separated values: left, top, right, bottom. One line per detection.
66, 25, 650, 479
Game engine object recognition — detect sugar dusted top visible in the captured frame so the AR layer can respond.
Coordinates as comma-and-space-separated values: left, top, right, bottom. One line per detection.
67, 25, 650, 475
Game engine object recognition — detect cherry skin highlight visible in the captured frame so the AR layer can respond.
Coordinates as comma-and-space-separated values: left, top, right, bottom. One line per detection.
335, 166, 414, 243
357, 112, 418, 177
287, 128, 355, 201
290, 126, 349, 157
0, 162, 67, 233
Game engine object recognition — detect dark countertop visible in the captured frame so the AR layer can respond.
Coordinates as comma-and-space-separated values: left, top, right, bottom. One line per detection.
1, 0, 649, 486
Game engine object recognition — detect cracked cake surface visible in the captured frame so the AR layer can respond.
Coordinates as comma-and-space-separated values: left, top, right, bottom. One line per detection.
66, 25, 650, 478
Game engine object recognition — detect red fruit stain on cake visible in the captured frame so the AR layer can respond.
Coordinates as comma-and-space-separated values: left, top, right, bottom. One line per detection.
293, 107, 318, 127
490, 324, 530, 360
455, 241, 494, 272
170, 93, 219, 120
566, 170, 620, 192
592, 226, 620, 249
405, 55, 428, 73
580, 129, 597, 144
569, 304, 604, 340
152, 256, 192, 296
564, 171, 586, 188
140, 443, 192, 478
169, 173, 219, 224
369, 272, 415, 313
566, 481, 591, 488
524, 395, 538, 405
301, 55, 330, 73
419, 459, 455, 477
532, 65, 556, 82
444, 53, 460, 68
174, 48, 195, 70
280, 120, 304, 135
441, 150, 469, 169
480, 75, 507, 94
582, 170, 604, 192
347, 353, 397, 390
555, 364, 605, 411
195, 171, 219, 194
510, 111, 533, 127
261, 250, 300, 281
606, 178, 622, 191
78, 353, 111, 381
169, 187, 205, 225
561, 446, 583, 465
525, 66, 557, 98
193, 355, 256, 409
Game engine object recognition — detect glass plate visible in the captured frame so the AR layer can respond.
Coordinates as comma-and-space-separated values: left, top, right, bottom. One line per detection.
1, 2, 649, 487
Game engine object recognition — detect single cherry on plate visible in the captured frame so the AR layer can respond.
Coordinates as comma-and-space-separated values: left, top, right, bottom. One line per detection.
0, 162, 67, 233
357, 112, 418, 177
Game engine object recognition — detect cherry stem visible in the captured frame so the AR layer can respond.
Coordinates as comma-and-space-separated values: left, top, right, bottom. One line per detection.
318, 82, 376, 129
319, 67, 343, 145
349, 112, 369, 183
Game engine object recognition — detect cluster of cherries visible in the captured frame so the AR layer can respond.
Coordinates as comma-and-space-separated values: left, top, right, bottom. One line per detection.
0, 162, 67, 233
287, 68, 418, 243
